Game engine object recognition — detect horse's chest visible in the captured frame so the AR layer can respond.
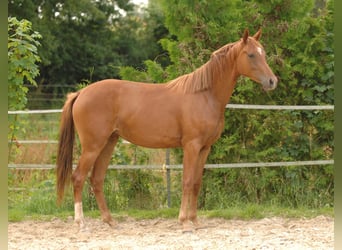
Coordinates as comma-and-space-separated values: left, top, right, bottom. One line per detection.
185, 114, 224, 145
207, 117, 225, 143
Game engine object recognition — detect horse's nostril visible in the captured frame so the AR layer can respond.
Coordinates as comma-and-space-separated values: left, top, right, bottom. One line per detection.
269, 79, 274, 86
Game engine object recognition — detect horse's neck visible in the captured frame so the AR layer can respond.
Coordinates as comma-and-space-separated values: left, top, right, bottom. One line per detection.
210, 63, 239, 111
206, 43, 240, 111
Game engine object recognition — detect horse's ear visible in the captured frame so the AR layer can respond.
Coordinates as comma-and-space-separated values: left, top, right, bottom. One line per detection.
242, 29, 249, 44
253, 28, 262, 41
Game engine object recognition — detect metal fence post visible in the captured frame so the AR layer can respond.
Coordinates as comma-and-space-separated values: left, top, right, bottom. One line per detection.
165, 149, 171, 208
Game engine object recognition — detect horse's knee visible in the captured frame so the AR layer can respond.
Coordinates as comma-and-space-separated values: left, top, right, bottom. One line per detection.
193, 182, 202, 194
183, 180, 202, 195
89, 174, 96, 187
90, 165, 107, 188
71, 171, 83, 190
182, 176, 194, 190
89, 176, 103, 193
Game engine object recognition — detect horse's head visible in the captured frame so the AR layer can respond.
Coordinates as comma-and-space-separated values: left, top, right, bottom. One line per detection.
236, 29, 278, 91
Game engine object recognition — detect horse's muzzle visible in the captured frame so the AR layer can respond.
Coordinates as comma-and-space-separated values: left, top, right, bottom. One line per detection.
262, 77, 278, 91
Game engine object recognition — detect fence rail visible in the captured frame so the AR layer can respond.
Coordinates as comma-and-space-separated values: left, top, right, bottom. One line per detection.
8, 109, 62, 114
8, 160, 334, 170
8, 105, 334, 207
225, 104, 334, 110
7, 104, 334, 115
8, 104, 334, 169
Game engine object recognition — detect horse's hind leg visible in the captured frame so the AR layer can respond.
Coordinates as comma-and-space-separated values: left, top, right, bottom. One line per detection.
90, 133, 119, 227
72, 148, 102, 230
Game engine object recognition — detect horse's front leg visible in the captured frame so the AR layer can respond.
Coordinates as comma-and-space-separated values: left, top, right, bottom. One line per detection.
179, 141, 206, 232
188, 146, 211, 228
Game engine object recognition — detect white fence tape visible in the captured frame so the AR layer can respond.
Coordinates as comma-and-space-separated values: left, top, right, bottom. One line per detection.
8, 160, 333, 170
8, 104, 334, 115
8, 105, 334, 170
225, 104, 334, 110
8, 109, 62, 114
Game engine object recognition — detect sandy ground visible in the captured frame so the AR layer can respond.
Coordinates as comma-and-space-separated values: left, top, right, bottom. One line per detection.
8, 215, 333, 250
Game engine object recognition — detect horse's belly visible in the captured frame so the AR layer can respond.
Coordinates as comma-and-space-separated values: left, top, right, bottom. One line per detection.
117, 120, 182, 149
120, 131, 182, 149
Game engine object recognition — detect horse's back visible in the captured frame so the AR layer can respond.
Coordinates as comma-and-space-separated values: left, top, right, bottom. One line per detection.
71, 79, 184, 148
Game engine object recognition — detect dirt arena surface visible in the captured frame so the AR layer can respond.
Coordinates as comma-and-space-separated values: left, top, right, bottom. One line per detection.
8, 215, 333, 250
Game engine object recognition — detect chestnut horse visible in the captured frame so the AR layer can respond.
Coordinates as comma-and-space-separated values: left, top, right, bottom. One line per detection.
56, 29, 277, 232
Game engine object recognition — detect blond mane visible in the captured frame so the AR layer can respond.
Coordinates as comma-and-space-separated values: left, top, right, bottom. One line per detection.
166, 41, 239, 94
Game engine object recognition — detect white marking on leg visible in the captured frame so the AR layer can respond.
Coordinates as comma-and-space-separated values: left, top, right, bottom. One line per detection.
74, 202, 84, 221
74, 202, 86, 230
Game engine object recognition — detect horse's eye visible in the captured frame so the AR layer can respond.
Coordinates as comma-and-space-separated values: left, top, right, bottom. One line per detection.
248, 54, 255, 58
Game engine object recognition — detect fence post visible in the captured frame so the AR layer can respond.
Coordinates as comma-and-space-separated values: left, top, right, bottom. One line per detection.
165, 149, 171, 208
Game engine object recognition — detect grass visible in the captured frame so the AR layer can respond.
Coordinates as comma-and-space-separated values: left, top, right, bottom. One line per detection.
201, 204, 334, 220
9, 204, 334, 223
8, 114, 334, 224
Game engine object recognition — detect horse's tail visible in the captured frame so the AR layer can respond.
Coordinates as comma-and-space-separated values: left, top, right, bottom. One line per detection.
56, 91, 80, 204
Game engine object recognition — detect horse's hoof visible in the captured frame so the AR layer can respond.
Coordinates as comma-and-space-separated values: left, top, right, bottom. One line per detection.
79, 226, 91, 233
74, 218, 90, 233
78, 222, 90, 233
102, 215, 117, 228
193, 222, 206, 230
182, 221, 194, 233
105, 220, 117, 228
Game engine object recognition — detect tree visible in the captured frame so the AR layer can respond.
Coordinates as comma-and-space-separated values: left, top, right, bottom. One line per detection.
8, 0, 166, 108
120, 0, 334, 208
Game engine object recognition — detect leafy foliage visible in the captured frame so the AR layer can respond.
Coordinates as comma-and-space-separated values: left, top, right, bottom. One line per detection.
8, 17, 41, 110
9, 0, 168, 108
8, 17, 42, 153
8, 0, 334, 211
120, 0, 334, 209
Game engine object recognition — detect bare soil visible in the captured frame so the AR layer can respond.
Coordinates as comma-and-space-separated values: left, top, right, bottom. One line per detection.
8, 215, 333, 250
